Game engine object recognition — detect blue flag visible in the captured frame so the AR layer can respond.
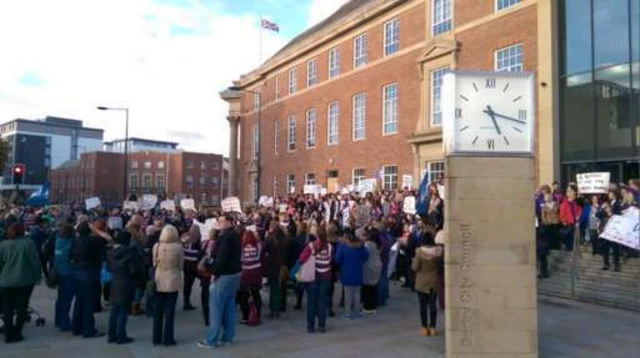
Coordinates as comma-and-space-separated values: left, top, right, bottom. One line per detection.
416, 174, 430, 215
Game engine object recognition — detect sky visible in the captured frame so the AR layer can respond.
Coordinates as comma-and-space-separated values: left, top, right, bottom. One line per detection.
0, 0, 350, 156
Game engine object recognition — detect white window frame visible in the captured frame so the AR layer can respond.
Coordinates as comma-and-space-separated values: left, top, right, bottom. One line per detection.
251, 177, 258, 203
496, 0, 521, 12
274, 119, 280, 155
353, 34, 367, 68
252, 125, 259, 159
431, 0, 452, 37
305, 173, 316, 185
288, 67, 297, 94
382, 83, 398, 135
254, 91, 260, 111
275, 75, 280, 100
382, 165, 398, 191
273, 176, 278, 198
307, 58, 317, 87
352, 93, 366, 141
286, 174, 295, 194
327, 101, 339, 145
352, 168, 365, 187
383, 19, 400, 56
328, 47, 340, 79
426, 161, 445, 184
495, 43, 523, 72
430, 67, 449, 127
306, 108, 316, 149
287, 116, 296, 151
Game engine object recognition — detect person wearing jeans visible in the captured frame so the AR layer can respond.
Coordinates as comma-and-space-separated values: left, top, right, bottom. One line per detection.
335, 228, 368, 320
54, 224, 75, 332
152, 225, 184, 346
299, 231, 333, 333
199, 215, 241, 349
411, 230, 443, 337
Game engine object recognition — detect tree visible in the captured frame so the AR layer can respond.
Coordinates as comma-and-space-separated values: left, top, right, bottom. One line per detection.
0, 139, 9, 174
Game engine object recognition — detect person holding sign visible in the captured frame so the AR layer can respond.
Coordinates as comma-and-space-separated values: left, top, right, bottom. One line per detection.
597, 202, 620, 272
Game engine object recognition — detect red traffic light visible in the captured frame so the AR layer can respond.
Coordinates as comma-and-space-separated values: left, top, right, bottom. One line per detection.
14, 166, 22, 174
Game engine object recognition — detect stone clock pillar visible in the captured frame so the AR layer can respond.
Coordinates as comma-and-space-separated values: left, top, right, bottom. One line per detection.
442, 71, 538, 358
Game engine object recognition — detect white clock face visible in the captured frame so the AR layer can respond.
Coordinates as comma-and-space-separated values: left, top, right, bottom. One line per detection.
443, 72, 534, 154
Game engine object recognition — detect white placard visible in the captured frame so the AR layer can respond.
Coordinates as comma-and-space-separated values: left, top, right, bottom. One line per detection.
85, 197, 101, 210
577, 172, 610, 194
437, 184, 446, 200
123, 201, 139, 211
259, 196, 269, 206
221, 196, 242, 213
141, 194, 158, 210
160, 200, 176, 212
341, 187, 350, 195
600, 207, 640, 250
402, 175, 413, 190
180, 198, 196, 211
278, 204, 288, 213
265, 197, 274, 207
403, 196, 416, 215
290, 186, 296, 194
304, 185, 321, 195
108, 216, 123, 230
320, 188, 327, 196
359, 179, 376, 194
193, 218, 220, 240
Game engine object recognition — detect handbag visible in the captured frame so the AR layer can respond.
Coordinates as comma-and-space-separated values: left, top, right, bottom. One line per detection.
197, 241, 216, 280
247, 293, 260, 326
296, 244, 316, 283
289, 261, 300, 281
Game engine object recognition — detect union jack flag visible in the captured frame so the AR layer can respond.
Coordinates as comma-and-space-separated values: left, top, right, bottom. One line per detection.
261, 19, 279, 33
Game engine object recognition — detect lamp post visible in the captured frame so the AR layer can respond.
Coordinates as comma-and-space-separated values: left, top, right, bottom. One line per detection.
228, 86, 261, 204
97, 106, 129, 199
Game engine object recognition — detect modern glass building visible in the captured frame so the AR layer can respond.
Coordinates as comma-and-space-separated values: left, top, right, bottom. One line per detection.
559, 0, 640, 183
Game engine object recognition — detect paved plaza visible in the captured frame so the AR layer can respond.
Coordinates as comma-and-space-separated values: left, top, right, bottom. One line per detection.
0, 283, 638, 358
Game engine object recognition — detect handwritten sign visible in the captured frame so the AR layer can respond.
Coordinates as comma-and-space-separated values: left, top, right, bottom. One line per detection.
290, 186, 296, 194
358, 179, 376, 194
600, 207, 640, 250
577, 172, 610, 194
402, 175, 413, 190
221, 196, 242, 213
160, 200, 176, 212
180, 198, 196, 212
85, 197, 101, 210
403, 196, 416, 215
304, 185, 321, 195
141, 194, 158, 210
123, 201, 139, 211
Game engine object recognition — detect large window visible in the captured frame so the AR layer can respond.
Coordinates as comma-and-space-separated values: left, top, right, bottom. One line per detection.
288, 67, 297, 94
129, 175, 138, 190
495, 44, 523, 72
305, 173, 316, 185
426, 161, 445, 184
354, 34, 367, 68
353, 93, 366, 140
432, 0, 452, 36
287, 116, 296, 151
143, 175, 152, 190
384, 19, 399, 56
275, 75, 280, 100
286, 174, 295, 194
383, 83, 398, 135
156, 175, 165, 189
382, 165, 398, 191
252, 125, 259, 159
306, 109, 316, 149
274, 119, 280, 155
307, 59, 317, 87
328, 101, 339, 145
352, 168, 365, 187
497, 0, 520, 11
329, 47, 340, 79
430, 67, 448, 126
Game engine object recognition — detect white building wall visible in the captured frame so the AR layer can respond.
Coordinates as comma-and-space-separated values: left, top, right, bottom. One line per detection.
77, 137, 102, 155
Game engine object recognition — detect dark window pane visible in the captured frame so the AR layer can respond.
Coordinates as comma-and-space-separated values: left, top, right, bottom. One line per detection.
632, 0, 640, 153
594, 65, 635, 159
561, 73, 596, 161
593, 0, 630, 69
562, 0, 593, 75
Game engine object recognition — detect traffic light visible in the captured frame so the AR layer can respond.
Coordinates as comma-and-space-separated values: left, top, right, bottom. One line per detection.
13, 163, 25, 185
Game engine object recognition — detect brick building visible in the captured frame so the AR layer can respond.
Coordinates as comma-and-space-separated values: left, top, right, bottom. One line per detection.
222, 0, 542, 203
50, 151, 226, 206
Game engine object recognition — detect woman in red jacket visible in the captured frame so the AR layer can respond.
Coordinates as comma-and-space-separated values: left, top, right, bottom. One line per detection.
559, 184, 582, 252
237, 230, 264, 325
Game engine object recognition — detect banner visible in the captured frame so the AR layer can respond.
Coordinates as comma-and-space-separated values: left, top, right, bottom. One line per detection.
303, 185, 321, 195
403, 196, 417, 215
577, 172, 610, 194
180, 198, 196, 212
358, 179, 376, 194
600, 207, 640, 250
141, 194, 158, 210
123, 200, 139, 211
160, 200, 176, 212
85, 197, 101, 210
402, 175, 413, 190
221, 196, 242, 213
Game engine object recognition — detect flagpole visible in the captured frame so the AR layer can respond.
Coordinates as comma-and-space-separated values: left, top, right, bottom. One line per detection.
259, 15, 263, 64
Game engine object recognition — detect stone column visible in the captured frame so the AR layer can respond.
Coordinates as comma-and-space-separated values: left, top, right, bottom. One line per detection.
227, 116, 240, 197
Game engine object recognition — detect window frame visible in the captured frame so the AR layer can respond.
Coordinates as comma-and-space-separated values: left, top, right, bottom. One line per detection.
426, 160, 445, 184
306, 108, 317, 149
328, 47, 340, 79
286, 174, 295, 194
288, 67, 297, 94
430, 67, 449, 127
495, 0, 521, 12
431, 0, 452, 37
327, 101, 339, 145
352, 93, 366, 141
307, 58, 317, 87
494, 43, 524, 72
353, 33, 367, 69
383, 18, 400, 56
274, 119, 280, 155
352, 168, 366, 187
305, 172, 316, 185
252, 125, 259, 159
287, 116, 297, 152
382, 83, 398, 135
382, 165, 398, 191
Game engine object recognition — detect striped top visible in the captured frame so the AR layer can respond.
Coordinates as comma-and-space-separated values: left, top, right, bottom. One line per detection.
183, 241, 201, 262
241, 243, 262, 271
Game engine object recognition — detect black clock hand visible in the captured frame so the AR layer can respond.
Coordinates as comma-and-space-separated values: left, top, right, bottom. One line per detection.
483, 110, 526, 124
484, 106, 502, 135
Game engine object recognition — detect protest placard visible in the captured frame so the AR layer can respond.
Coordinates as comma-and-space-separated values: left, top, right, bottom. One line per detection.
85, 197, 101, 210
577, 172, 610, 194
108, 216, 123, 230
141, 194, 158, 210
600, 207, 639, 250
303, 185, 321, 195
123, 200, 139, 211
278, 204, 288, 213
403, 196, 417, 215
402, 175, 413, 190
193, 218, 220, 240
320, 188, 327, 196
180, 198, 196, 212
160, 200, 176, 212
221, 196, 242, 213
290, 186, 296, 194
359, 179, 376, 194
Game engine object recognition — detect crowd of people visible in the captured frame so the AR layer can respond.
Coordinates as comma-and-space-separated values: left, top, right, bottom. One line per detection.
0, 183, 446, 347
535, 179, 640, 277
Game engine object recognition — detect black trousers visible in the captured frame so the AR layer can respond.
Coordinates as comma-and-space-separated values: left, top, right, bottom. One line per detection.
538, 253, 549, 277
361, 284, 378, 311
153, 292, 178, 345
200, 279, 210, 326
237, 288, 262, 321
327, 281, 335, 313
0, 285, 34, 342
418, 290, 437, 329
183, 262, 198, 307
602, 241, 621, 268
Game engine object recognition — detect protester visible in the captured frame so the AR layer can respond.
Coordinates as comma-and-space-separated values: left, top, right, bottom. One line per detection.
263, 220, 282, 319
152, 225, 183, 346
237, 230, 264, 325
298, 228, 333, 333
196, 228, 217, 326
362, 228, 382, 314
335, 228, 369, 320
182, 225, 201, 311
54, 224, 75, 332
588, 196, 602, 256
559, 184, 582, 252
0, 223, 41, 343
412, 228, 443, 337
292, 220, 309, 310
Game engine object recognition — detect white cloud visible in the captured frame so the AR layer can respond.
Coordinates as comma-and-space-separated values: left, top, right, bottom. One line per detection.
0, 0, 287, 156
307, 0, 350, 27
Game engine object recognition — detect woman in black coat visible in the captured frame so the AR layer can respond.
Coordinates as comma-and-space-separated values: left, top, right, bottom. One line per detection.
107, 231, 144, 344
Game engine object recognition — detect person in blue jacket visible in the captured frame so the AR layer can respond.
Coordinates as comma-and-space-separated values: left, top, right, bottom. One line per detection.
335, 228, 368, 319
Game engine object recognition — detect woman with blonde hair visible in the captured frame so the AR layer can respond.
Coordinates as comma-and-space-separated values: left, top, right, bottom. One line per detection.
152, 225, 184, 346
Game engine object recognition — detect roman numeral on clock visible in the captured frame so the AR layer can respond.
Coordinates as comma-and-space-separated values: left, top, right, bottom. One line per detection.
455, 108, 462, 118
485, 78, 496, 89
487, 139, 495, 150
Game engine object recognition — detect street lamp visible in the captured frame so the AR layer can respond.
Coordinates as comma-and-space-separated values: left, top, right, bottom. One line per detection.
228, 86, 262, 204
97, 106, 129, 199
